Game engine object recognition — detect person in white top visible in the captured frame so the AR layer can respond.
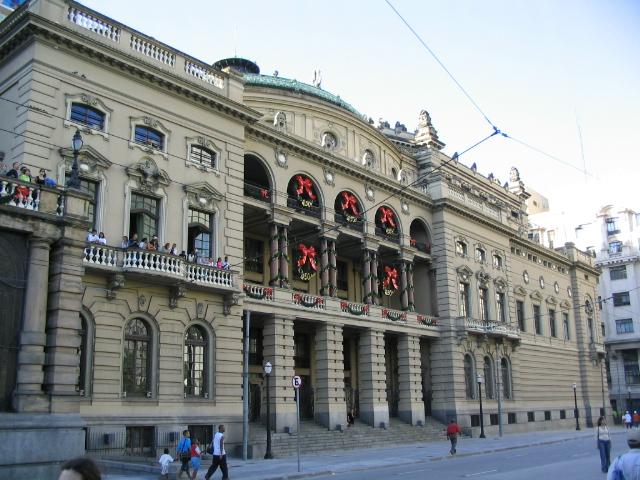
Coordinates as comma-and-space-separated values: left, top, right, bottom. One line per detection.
596, 416, 611, 473
158, 448, 174, 479
86, 229, 99, 243
97, 232, 107, 245
625, 411, 633, 429
204, 424, 229, 480
609, 428, 640, 479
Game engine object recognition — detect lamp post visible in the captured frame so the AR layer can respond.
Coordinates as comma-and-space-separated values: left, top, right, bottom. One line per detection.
573, 383, 580, 431
629, 388, 632, 412
67, 129, 83, 189
477, 374, 486, 438
264, 361, 273, 459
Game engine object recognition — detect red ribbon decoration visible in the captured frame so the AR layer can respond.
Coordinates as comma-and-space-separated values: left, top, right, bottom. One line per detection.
260, 188, 270, 199
383, 266, 399, 290
340, 191, 359, 216
379, 207, 396, 228
295, 175, 317, 201
297, 244, 318, 271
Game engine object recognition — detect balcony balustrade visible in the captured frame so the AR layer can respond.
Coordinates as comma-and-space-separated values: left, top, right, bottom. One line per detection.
83, 245, 235, 291
243, 182, 271, 203
0, 177, 66, 215
292, 292, 325, 310
286, 196, 322, 219
458, 317, 520, 340
340, 300, 369, 316
375, 226, 400, 244
243, 283, 274, 301
334, 213, 364, 233
410, 239, 431, 254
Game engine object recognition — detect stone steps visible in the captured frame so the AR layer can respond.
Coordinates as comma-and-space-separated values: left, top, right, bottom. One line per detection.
248, 417, 449, 458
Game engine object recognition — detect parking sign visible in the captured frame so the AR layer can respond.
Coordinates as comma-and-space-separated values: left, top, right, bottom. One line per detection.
292, 375, 302, 389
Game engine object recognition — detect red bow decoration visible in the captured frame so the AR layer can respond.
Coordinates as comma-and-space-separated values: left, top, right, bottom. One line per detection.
295, 175, 317, 201
340, 191, 359, 216
260, 188, 270, 199
379, 207, 396, 228
297, 244, 318, 270
383, 266, 399, 290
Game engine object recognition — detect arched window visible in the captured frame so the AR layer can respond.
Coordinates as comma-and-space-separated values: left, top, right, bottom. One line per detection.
123, 319, 151, 396
190, 145, 217, 169
483, 357, 494, 399
464, 354, 475, 399
70, 103, 106, 131
184, 325, 208, 397
501, 357, 512, 400
77, 314, 88, 395
134, 126, 164, 150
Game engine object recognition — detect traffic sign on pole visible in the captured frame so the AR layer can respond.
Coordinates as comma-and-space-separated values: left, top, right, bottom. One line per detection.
292, 375, 302, 389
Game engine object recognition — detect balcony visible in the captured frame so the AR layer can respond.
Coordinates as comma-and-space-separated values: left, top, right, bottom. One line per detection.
287, 196, 322, 219
410, 239, 431, 254
0, 177, 65, 215
83, 245, 236, 292
243, 182, 271, 203
375, 226, 400, 244
334, 212, 364, 233
458, 317, 520, 340
340, 300, 369, 316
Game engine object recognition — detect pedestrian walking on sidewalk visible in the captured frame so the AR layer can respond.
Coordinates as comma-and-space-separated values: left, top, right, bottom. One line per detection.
190, 439, 203, 480
608, 429, 640, 479
205, 424, 229, 480
625, 411, 633, 429
596, 416, 612, 473
446, 419, 461, 455
177, 429, 192, 479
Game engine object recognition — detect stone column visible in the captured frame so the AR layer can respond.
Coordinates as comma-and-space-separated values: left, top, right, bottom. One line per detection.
44, 238, 86, 412
278, 225, 289, 289
314, 324, 346, 430
262, 315, 296, 432
329, 240, 337, 297
397, 334, 425, 425
407, 263, 415, 311
320, 237, 329, 296
269, 223, 280, 286
13, 238, 51, 412
400, 262, 409, 311
370, 251, 380, 306
362, 250, 372, 304
358, 329, 389, 427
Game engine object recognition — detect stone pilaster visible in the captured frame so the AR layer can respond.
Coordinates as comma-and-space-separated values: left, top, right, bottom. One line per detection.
278, 226, 289, 288
397, 334, 425, 425
269, 223, 279, 286
314, 324, 346, 430
13, 238, 51, 412
329, 240, 337, 297
44, 237, 86, 413
358, 329, 389, 427
400, 262, 409, 311
320, 237, 329, 296
371, 251, 380, 305
262, 315, 296, 432
362, 250, 372, 304
407, 263, 415, 311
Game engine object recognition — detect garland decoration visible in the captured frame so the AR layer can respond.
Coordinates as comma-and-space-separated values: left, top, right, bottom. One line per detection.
417, 314, 438, 326
340, 301, 369, 316
382, 308, 407, 322
293, 293, 324, 308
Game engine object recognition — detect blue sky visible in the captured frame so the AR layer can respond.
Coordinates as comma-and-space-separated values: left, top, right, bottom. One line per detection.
81, 0, 640, 225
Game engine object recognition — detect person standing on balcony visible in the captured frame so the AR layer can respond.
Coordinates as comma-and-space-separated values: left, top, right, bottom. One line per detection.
18, 166, 31, 182
121, 236, 129, 249
127, 233, 139, 249
5, 162, 19, 178
86, 229, 99, 243
97, 232, 107, 245
222, 256, 230, 269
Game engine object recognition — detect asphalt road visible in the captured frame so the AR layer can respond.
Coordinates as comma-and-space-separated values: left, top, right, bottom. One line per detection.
309, 435, 623, 480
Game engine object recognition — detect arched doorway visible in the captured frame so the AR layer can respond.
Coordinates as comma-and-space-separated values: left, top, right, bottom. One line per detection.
287, 174, 322, 218
244, 154, 272, 203
334, 191, 363, 232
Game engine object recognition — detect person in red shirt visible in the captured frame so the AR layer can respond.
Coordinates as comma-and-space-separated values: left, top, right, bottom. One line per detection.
446, 419, 461, 455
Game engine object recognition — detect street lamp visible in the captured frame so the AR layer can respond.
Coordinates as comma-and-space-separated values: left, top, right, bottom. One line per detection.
477, 374, 486, 438
572, 383, 581, 431
67, 129, 83, 189
264, 361, 273, 459
629, 388, 632, 412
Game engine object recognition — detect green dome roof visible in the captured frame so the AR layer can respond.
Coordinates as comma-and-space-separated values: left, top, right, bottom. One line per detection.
244, 74, 363, 118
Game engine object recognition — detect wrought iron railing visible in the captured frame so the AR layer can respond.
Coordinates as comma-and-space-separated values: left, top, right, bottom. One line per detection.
287, 196, 322, 219
244, 182, 271, 203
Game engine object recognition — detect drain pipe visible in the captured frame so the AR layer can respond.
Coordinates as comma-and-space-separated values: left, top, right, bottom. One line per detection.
242, 310, 251, 460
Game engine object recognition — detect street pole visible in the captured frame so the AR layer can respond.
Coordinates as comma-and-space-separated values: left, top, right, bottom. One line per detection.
477, 374, 485, 438
242, 310, 250, 460
67, 129, 83, 189
264, 361, 273, 459
573, 383, 581, 431
600, 359, 606, 418
296, 387, 301, 472
496, 347, 503, 437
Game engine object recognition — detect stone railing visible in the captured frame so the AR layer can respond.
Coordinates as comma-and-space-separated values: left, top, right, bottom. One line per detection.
340, 300, 369, 316
0, 177, 66, 216
63, 3, 226, 92
382, 308, 407, 322
292, 292, 325, 310
417, 314, 438, 327
459, 317, 520, 339
243, 284, 274, 301
83, 246, 235, 290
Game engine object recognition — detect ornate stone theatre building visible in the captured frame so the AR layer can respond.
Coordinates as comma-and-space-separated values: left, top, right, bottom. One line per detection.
0, 0, 606, 476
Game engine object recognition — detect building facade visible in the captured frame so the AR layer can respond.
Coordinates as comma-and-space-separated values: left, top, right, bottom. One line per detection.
0, 1, 606, 476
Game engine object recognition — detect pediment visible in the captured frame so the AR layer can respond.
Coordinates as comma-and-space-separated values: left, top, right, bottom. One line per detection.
184, 182, 223, 210
546, 296, 558, 305
560, 300, 572, 309
456, 265, 473, 283
126, 157, 170, 191
513, 285, 527, 296
530, 290, 543, 302
59, 145, 112, 171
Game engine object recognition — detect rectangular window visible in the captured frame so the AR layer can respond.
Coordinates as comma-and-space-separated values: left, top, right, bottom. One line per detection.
475, 248, 486, 263
248, 329, 263, 366
243, 238, 264, 274
623, 350, 640, 385
516, 301, 525, 331
617, 319, 634, 334
527, 411, 535, 422
508, 413, 517, 424
560, 410, 566, 419
294, 334, 311, 369
563, 312, 570, 340
606, 218, 620, 235
493, 254, 502, 269
610, 266, 627, 280
544, 411, 551, 421
490, 414, 499, 426
459, 282, 470, 317
549, 309, 557, 337
613, 292, 631, 306
609, 241, 623, 254
495, 292, 506, 322
455, 241, 467, 256
533, 304, 542, 335
188, 208, 212, 260
478, 287, 489, 321
470, 414, 480, 427
78, 178, 98, 229
337, 260, 349, 291
129, 193, 159, 241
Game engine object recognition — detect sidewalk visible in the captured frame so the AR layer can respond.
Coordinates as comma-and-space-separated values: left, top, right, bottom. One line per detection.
101, 426, 626, 480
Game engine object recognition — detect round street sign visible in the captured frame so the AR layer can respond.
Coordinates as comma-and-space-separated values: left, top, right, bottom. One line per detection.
292, 375, 302, 389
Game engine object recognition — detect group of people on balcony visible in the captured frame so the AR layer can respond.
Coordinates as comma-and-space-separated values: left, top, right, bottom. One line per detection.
3, 161, 56, 187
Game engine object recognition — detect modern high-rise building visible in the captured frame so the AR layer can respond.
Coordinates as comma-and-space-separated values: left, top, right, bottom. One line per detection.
0, 1, 605, 477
